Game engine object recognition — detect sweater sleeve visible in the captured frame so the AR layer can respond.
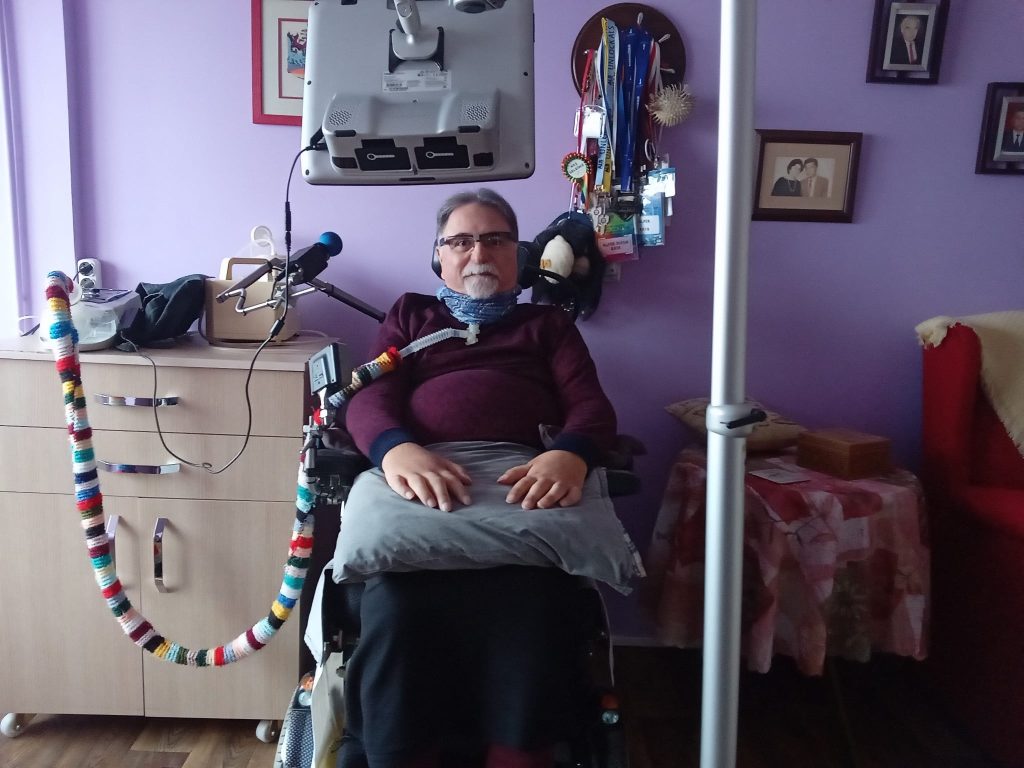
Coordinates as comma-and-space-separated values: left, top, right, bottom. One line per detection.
342, 295, 420, 465
545, 312, 618, 465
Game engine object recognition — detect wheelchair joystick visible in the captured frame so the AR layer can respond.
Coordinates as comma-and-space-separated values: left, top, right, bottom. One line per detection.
303, 343, 371, 506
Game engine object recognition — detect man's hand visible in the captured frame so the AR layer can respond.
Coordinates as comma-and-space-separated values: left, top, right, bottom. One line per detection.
497, 450, 587, 510
381, 443, 472, 512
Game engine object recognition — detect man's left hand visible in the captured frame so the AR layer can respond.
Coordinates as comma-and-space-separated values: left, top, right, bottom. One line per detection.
497, 450, 587, 510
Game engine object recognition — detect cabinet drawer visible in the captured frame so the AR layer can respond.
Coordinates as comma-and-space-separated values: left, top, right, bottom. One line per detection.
0, 426, 302, 501
0, 358, 305, 437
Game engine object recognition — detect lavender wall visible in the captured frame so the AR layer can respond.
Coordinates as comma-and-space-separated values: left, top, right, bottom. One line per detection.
10, 1, 1024, 636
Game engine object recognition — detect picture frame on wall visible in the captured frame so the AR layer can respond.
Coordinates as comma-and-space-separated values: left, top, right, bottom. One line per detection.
752, 130, 863, 223
975, 82, 1024, 175
865, 0, 949, 85
251, 0, 313, 125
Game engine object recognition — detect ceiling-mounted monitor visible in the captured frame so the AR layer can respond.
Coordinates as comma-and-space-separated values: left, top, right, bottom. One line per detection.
301, 0, 535, 186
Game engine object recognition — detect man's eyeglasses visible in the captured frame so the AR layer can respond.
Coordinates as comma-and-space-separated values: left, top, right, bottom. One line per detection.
436, 231, 517, 254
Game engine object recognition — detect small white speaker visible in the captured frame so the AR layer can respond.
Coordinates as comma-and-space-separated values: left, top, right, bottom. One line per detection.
76, 258, 102, 291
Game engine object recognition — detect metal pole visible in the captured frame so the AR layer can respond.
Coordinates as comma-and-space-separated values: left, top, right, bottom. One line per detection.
700, 1, 757, 767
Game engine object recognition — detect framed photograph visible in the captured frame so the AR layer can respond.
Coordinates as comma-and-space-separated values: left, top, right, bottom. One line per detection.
975, 82, 1024, 175
753, 131, 863, 223
251, 0, 313, 125
866, 0, 949, 85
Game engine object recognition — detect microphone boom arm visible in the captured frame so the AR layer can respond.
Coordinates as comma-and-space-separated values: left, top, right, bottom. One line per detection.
307, 277, 386, 323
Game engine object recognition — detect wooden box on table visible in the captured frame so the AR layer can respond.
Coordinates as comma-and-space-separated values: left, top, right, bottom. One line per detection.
796, 428, 891, 479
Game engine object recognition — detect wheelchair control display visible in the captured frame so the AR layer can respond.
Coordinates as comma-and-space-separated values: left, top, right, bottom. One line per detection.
303, 343, 370, 506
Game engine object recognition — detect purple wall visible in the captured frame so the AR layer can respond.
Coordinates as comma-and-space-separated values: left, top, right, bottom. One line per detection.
11, 1, 1024, 636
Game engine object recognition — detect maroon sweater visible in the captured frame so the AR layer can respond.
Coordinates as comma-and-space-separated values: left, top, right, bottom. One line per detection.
344, 293, 617, 467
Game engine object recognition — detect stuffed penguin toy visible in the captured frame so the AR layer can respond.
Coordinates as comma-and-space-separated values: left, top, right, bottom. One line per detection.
529, 211, 606, 320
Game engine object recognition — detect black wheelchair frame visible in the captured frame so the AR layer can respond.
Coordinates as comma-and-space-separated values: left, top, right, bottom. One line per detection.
277, 343, 639, 768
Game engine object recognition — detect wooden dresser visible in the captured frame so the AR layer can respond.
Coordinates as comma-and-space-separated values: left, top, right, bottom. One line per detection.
0, 334, 337, 734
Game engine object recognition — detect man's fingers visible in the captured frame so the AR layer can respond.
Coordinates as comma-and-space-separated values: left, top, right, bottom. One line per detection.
558, 485, 583, 508
445, 460, 473, 485
424, 473, 454, 512
497, 464, 529, 486
405, 475, 438, 509
439, 470, 472, 506
520, 478, 556, 510
386, 474, 416, 501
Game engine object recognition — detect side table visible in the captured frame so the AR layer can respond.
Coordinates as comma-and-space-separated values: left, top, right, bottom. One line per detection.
645, 448, 930, 675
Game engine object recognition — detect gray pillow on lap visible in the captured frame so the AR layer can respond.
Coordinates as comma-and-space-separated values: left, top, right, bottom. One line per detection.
330, 441, 645, 594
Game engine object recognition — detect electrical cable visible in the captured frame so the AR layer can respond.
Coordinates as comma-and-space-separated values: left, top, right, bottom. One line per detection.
118, 335, 269, 475
274, 141, 323, 340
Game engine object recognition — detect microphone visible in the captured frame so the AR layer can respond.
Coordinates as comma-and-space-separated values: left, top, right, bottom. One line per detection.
284, 231, 343, 284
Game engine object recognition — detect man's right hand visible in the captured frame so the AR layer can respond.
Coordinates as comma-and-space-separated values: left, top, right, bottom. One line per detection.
380, 442, 472, 512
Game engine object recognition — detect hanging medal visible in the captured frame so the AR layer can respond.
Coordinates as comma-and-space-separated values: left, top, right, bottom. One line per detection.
562, 151, 592, 183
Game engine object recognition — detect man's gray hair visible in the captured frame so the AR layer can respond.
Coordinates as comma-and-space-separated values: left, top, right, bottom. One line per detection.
435, 188, 518, 240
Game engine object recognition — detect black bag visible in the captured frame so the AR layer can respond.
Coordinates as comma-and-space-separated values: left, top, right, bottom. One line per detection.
119, 274, 207, 346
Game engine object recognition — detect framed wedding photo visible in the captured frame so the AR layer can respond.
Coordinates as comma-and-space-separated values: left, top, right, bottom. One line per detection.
752, 130, 863, 223
975, 82, 1024, 175
866, 0, 949, 85
251, 0, 313, 125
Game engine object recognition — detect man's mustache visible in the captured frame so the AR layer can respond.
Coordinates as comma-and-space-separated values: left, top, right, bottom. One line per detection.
462, 266, 499, 279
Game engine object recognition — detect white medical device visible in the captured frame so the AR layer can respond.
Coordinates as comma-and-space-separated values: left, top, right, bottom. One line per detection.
63, 288, 141, 351
301, 0, 535, 185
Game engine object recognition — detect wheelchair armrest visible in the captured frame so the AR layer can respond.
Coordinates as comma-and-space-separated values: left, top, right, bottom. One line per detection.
305, 446, 371, 487
600, 433, 647, 472
605, 469, 641, 498
600, 434, 645, 496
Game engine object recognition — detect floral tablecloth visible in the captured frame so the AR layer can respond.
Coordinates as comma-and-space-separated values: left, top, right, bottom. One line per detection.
644, 449, 930, 675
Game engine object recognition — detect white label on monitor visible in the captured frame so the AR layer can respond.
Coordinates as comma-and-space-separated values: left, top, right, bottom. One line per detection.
382, 70, 452, 92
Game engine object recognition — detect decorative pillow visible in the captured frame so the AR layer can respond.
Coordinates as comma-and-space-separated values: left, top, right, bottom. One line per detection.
330, 441, 645, 595
665, 397, 805, 452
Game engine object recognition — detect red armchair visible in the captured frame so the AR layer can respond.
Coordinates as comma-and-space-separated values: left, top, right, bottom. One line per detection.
921, 322, 1024, 767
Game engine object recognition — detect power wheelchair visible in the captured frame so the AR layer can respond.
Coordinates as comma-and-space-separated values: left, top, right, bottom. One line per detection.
274, 343, 642, 768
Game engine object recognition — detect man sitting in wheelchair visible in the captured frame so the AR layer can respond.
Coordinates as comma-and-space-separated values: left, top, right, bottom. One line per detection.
323, 188, 643, 768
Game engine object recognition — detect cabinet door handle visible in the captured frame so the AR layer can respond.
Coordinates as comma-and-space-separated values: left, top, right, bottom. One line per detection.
95, 394, 180, 407
153, 517, 168, 593
105, 514, 119, 571
98, 460, 180, 475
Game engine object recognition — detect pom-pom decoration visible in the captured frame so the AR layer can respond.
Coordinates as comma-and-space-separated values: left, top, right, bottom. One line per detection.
648, 84, 695, 127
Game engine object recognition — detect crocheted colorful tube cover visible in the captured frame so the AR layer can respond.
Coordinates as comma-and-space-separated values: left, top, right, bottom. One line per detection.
43, 271, 314, 666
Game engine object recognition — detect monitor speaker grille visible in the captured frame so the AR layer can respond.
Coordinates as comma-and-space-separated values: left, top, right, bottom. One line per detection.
462, 102, 490, 124
328, 108, 354, 127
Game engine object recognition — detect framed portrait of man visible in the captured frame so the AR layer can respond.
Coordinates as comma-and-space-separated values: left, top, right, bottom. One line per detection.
866, 0, 949, 84
976, 82, 1024, 175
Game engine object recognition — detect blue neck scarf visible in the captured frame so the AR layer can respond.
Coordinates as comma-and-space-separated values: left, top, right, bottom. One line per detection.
436, 286, 520, 325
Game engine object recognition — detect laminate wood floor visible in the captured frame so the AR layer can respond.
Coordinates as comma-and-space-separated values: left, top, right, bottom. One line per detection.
0, 646, 998, 768
0, 714, 277, 768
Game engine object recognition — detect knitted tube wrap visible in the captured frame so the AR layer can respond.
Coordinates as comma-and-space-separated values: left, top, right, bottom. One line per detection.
44, 271, 314, 666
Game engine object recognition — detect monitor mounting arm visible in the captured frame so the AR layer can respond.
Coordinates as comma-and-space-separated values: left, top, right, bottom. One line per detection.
390, 0, 442, 69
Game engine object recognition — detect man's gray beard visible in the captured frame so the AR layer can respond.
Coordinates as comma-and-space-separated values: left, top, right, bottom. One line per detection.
462, 274, 500, 299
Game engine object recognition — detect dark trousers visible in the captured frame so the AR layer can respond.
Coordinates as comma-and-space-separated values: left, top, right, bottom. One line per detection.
339, 566, 582, 768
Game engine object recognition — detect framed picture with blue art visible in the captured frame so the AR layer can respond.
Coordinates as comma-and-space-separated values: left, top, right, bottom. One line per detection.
975, 82, 1024, 175
252, 0, 313, 125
